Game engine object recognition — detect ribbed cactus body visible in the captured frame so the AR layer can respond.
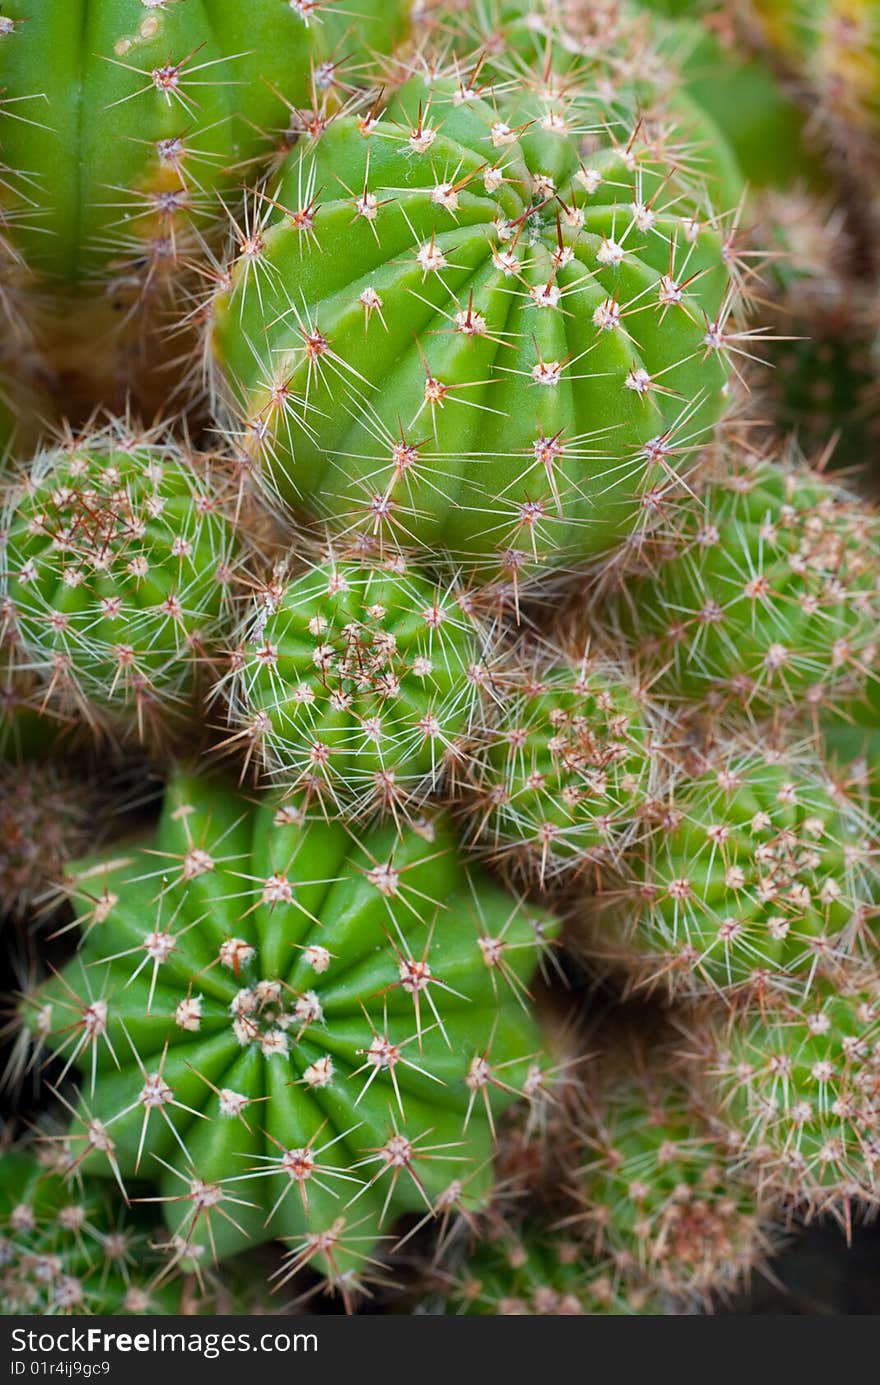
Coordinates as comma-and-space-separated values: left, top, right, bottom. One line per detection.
211, 62, 737, 581
28, 771, 557, 1285
0, 0, 411, 290
223, 557, 481, 811
1, 424, 239, 741
604, 454, 880, 718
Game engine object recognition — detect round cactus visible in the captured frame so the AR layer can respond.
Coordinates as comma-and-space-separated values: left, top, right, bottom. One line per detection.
211, 48, 741, 583
23, 769, 558, 1295
700, 976, 880, 1215
221, 554, 483, 815
439, 1223, 661, 1314
464, 646, 655, 884
575, 1058, 770, 1300
0, 421, 240, 744
0, 1139, 284, 1315
601, 450, 880, 720
589, 742, 879, 998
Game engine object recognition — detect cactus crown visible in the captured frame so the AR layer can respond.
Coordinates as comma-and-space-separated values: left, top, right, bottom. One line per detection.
26, 770, 558, 1293
221, 554, 484, 816
1, 422, 240, 741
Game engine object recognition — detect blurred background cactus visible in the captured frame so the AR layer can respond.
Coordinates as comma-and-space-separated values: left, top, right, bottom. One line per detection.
2, 0, 880, 1320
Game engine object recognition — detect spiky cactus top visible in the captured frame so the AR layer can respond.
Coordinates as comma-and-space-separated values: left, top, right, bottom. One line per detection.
602, 450, 880, 720
701, 976, 880, 1214
211, 49, 740, 582
575, 1061, 769, 1301
593, 742, 879, 997
465, 647, 655, 883
0, 0, 413, 298
0, 423, 239, 743
25, 769, 558, 1293
222, 555, 482, 814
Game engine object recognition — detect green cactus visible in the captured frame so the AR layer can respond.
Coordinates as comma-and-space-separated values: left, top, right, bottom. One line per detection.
0, 1143, 185, 1315
464, 647, 655, 884
601, 450, 880, 720
0, 1140, 285, 1315
439, 1224, 661, 1314
575, 1059, 770, 1300
22, 769, 558, 1296
0, 421, 240, 744
211, 46, 741, 583
590, 742, 879, 998
701, 976, 880, 1214
0, 0, 413, 293
221, 553, 482, 815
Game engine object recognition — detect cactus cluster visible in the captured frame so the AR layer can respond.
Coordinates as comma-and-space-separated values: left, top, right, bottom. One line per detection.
2, 0, 880, 1323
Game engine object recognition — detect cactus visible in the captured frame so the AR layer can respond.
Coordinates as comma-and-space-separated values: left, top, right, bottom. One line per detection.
0, 1139, 284, 1315
220, 553, 483, 815
600, 449, 880, 721
0, 420, 240, 745
463, 645, 656, 885
210, 44, 742, 585
22, 768, 558, 1296
437, 1223, 661, 1314
0, 1, 414, 415
586, 741, 880, 998
0, 1142, 185, 1315
574, 1056, 772, 1301
0, 760, 100, 925
698, 976, 880, 1217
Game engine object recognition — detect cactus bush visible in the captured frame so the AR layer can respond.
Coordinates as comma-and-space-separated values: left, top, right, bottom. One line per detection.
210, 52, 742, 583
2, 0, 880, 1324
0, 420, 240, 744
221, 554, 483, 814
24, 769, 558, 1294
